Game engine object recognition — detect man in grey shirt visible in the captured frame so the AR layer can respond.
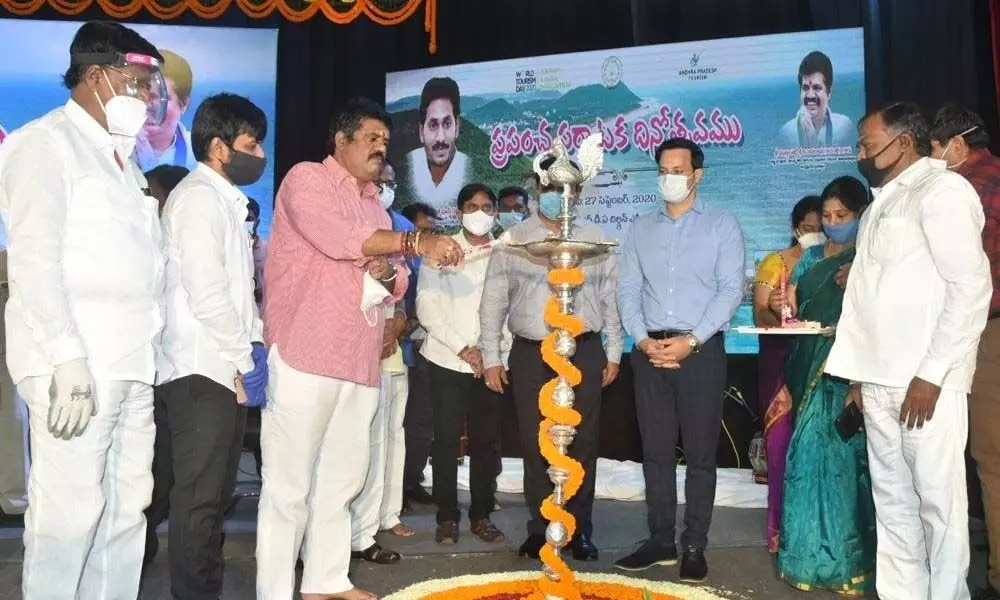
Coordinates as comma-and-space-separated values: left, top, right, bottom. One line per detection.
479, 161, 624, 561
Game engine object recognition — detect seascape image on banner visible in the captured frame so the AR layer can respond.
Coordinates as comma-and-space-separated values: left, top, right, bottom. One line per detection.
385, 27, 866, 354
0, 19, 279, 241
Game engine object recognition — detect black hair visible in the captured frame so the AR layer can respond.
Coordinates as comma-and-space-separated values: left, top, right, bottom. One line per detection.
419, 77, 461, 125
328, 96, 392, 154
498, 186, 528, 204
861, 101, 931, 157
457, 183, 497, 212
63, 21, 162, 89
789, 194, 822, 246
246, 197, 261, 222
821, 175, 870, 216
144, 165, 189, 196
191, 93, 267, 163
797, 51, 834, 91
930, 103, 990, 150
401, 202, 439, 223
654, 138, 705, 169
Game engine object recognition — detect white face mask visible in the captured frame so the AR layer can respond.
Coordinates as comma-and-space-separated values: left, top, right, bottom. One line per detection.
96, 71, 149, 140
938, 125, 979, 169
462, 210, 495, 237
658, 173, 694, 204
360, 272, 392, 327
379, 185, 395, 210
796, 230, 827, 249
243, 222, 255, 237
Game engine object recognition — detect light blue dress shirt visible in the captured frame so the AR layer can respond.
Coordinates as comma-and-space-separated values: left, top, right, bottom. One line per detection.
618, 196, 746, 345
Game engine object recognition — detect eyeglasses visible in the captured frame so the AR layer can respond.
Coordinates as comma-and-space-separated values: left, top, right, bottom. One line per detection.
377, 180, 397, 192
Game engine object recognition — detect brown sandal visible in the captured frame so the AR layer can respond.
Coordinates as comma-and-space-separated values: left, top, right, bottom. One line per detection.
471, 519, 506, 543
351, 543, 400, 564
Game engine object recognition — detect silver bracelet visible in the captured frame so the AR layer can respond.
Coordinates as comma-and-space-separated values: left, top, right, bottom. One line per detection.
379, 268, 398, 283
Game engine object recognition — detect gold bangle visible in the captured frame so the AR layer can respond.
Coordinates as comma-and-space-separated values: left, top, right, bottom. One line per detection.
414, 230, 424, 257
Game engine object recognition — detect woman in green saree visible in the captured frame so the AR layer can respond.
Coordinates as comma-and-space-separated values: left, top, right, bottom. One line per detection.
774, 176, 877, 595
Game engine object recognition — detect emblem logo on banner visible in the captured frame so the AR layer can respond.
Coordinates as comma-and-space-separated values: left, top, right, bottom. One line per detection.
601, 56, 622, 88
0, 125, 6, 145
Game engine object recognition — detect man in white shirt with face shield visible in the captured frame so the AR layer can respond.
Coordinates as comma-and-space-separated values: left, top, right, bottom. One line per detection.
0, 20, 168, 599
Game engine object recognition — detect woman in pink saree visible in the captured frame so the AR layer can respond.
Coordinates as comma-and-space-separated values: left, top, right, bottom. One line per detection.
751, 196, 823, 552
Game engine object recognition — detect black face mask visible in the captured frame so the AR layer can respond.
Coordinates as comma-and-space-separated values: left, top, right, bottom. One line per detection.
223, 148, 267, 186
857, 135, 902, 188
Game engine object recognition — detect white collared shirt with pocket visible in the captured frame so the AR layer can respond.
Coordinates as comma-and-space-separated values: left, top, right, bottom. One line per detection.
826, 157, 992, 393
417, 232, 511, 374
158, 163, 263, 391
0, 100, 166, 385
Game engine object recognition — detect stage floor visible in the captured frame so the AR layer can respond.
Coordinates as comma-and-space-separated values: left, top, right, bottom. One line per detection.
0, 456, 989, 599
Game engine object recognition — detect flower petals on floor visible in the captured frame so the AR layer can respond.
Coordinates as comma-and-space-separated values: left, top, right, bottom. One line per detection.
382, 570, 734, 600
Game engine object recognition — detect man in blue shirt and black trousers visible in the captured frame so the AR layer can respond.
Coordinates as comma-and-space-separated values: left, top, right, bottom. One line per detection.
614, 138, 745, 583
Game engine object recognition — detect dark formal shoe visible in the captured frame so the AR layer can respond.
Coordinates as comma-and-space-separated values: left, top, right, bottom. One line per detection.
614, 540, 678, 571
679, 548, 708, 583
436, 521, 459, 545
570, 534, 599, 561
470, 519, 505, 543
351, 543, 401, 564
518, 534, 546, 559
405, 487, 435, 505
974, 585, 1000, 600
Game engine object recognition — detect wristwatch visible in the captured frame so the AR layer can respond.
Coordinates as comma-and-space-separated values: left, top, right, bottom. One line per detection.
685, 333, 702, 354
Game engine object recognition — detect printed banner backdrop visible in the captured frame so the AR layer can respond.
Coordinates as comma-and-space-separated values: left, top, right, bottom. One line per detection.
0, 19, 279, 241
386, 28, 866, 354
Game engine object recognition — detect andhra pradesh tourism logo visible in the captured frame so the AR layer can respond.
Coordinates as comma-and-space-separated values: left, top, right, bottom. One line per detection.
679, 50, 718, 81
602, 55, 623, 88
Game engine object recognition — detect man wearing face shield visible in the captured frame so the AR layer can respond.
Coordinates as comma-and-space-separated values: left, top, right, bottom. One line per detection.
0, 21, 167, 599
930, 104, 1000, 600
827, 102, 992, 600
479, 159, 624, 563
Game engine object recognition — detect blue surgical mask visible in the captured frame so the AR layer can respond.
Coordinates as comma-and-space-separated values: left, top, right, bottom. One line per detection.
498, 212, 524, 229
823, 219, 859, 244
539, 191, 563, 220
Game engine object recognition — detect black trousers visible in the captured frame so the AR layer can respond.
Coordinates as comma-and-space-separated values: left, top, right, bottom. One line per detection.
509, 334, 606, 538
428, 361, 505, 524
145, 375, 247, 600
403, 351, 434, 493
632, 334, 726, 551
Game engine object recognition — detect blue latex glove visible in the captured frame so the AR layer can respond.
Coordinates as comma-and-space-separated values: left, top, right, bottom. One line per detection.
242, 343, 269, 408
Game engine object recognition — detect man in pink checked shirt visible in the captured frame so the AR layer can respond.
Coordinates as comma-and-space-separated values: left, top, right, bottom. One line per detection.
255, 97, 463, 600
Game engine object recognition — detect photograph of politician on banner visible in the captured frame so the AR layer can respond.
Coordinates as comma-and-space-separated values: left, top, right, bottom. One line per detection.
386, 27, 865, 354
0, 19, 278, 240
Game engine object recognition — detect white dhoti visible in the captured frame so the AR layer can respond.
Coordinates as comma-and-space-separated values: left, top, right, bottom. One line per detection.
19, 375, 155, 600
0, 373, 29, 516
350, 363, 409, 550
256, 345, 379, 598
862, 383, 970, 600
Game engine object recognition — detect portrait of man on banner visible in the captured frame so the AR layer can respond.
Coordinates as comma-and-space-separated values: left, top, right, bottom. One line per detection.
404, 76, 471, 219
136, 48, 197, 171
777, 50, 855, 148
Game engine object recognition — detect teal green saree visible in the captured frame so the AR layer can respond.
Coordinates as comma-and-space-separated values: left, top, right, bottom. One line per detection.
777, 245, 876, 595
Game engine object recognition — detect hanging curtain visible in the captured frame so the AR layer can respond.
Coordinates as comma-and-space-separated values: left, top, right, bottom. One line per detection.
0, 0, 437, 53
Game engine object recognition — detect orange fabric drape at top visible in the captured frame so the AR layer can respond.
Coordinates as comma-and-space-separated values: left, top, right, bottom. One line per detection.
0, 0, 437, 53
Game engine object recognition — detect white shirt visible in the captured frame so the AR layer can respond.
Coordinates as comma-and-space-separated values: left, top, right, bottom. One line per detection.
406, 148, 470, 220
417, 232, 511, 373
0, 100, 165, 385
158, 163, 263, 391
826, 158, 992, 393
778, 109, 856, 147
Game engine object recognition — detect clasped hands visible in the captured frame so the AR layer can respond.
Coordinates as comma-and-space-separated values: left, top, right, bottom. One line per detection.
638, 336, 694, 369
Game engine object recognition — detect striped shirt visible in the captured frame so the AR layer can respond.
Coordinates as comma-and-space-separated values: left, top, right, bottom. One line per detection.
263, 156, 408, 387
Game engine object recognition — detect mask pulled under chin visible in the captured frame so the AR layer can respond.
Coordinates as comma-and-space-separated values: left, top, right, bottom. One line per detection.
361, 272, 392, 327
